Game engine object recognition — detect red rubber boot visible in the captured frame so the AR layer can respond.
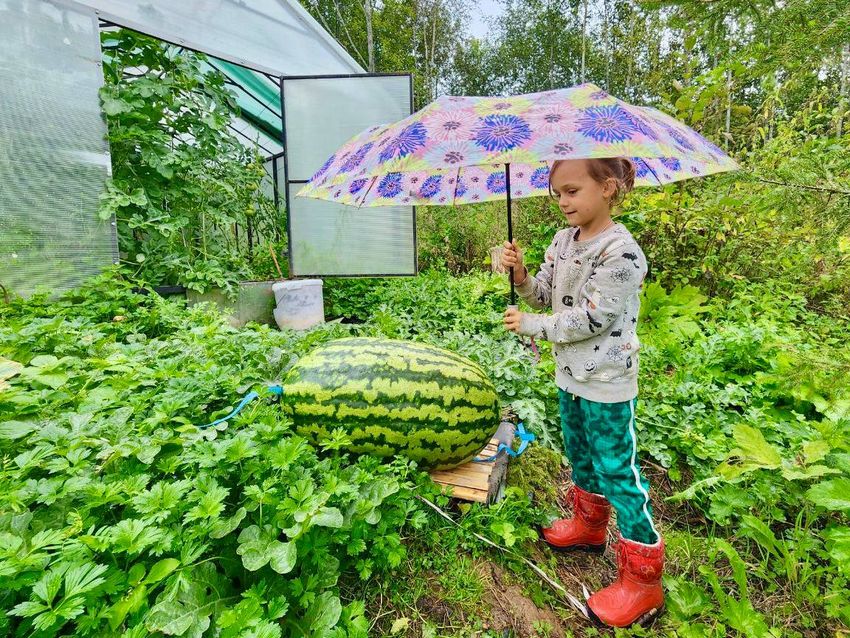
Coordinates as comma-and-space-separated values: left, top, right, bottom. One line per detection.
541, 485, 610, 553
587, 535, 665, 627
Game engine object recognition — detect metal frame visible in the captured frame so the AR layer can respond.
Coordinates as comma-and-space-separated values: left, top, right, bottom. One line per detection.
100, 25, 285, 149
279, 72, 417, 278
264, 151, 286, 242
228, 123, 277, 156
56, 0, 121, 268
78, 0, 363, 77
212, 62, 282, 119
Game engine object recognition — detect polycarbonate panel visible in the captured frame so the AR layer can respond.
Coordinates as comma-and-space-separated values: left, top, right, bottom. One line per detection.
0, 0, 116, 296
288, 199, 415, 276
75, 0, 361, 76
261, 156, 284, 210
283, 75, 412, 181
228, 115, 282, 156
282, 75, 415, 276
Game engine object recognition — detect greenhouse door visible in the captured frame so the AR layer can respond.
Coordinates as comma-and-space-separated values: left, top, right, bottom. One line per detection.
281, 74, 416, 277
0, 0, 117, 295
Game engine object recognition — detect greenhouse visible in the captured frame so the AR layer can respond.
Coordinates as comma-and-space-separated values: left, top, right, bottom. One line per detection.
0, 0, 415, 298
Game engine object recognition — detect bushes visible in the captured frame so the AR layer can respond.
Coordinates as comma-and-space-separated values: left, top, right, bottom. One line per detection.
0, 278, 431, 637
416, 120, 850, 321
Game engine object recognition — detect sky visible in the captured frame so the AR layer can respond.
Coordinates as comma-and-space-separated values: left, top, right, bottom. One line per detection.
466, 0, 503, 40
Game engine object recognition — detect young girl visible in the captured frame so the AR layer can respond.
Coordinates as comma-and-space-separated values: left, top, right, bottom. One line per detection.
502, 158, 663, 628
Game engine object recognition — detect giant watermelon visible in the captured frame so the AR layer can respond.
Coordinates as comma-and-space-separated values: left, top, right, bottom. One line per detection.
281, 337, 501, 469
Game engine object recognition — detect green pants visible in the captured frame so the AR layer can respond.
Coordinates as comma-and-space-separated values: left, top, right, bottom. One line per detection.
558, 389, 659, 545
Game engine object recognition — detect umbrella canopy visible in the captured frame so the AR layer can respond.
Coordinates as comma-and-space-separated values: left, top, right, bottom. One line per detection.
296, 82, 738, 208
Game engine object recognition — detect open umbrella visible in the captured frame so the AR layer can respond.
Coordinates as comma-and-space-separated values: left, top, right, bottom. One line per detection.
297, 82, 738, 303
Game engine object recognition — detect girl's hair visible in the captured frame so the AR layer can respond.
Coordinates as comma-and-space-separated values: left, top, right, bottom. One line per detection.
548, 158, 636, 207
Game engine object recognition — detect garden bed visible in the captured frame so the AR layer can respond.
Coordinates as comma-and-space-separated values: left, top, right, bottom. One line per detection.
1, 271, 849, 636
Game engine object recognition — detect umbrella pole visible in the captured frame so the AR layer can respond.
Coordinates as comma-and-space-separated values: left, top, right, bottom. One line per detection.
506, 163, 516, 306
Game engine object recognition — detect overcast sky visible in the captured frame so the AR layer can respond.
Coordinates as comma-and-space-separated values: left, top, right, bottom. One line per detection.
466, 0, 503, 40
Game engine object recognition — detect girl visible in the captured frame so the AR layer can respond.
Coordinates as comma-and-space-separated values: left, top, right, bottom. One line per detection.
502, 158, 663, 628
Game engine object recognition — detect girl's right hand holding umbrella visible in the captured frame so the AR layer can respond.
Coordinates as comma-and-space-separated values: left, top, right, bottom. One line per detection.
502, 240, 527, 285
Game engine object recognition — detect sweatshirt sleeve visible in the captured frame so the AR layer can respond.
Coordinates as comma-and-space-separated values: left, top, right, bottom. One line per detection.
514, 233, 559, 311
517, 241, 647, 344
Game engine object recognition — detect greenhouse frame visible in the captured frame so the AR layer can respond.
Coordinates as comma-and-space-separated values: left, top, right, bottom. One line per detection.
0, 0, 416, 296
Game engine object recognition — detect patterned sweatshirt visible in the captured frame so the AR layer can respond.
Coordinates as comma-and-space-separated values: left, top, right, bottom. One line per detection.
515, 222, 648, 403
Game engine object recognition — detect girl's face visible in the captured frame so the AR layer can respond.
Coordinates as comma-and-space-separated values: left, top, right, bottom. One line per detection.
549, 160, 615, 228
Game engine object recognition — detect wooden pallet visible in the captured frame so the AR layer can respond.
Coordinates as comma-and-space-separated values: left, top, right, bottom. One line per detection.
429, 437, 511, 504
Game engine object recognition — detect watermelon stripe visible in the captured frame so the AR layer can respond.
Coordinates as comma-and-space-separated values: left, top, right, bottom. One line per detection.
289, 415, 493, 441
289, 361, 493, 397
285, 400, 495, 432
360, 342, 490, 379
294, 424, 486, 467
296, 352, 488, 385
283, 376, 498, 410
314, 340, 490, 382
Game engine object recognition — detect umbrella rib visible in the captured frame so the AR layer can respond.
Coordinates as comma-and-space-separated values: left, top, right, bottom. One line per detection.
356, 175, 380, 209
642, 159, 664, 187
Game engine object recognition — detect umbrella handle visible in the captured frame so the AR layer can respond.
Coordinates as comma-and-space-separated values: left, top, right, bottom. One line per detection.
505, 163, 516, 305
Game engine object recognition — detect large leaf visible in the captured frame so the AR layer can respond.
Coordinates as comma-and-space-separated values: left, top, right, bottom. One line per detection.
146, 600, 204, 636
268, 541, 297, 575
717, 424, 782, 480
108, 584, 149, 630
823, 526, 850, 576
143, 558, 181, 585
305, 592, 342, 636
806, 478, 850, 513
64, 563, 108, 598
664, 577, 712, 620
236, 526, 270, 572
210, 507, 247, 539
0, 357, 23, 391
313, 507, 344, 529
236, 525, 295, 573
0, 420, 36, 440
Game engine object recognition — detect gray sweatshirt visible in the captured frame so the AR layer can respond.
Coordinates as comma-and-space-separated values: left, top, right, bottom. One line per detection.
515, 222, 648, 403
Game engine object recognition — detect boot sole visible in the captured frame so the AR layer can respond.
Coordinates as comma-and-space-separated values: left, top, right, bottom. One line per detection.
538, 527, 606, 554
544, 540, 607, 554
587, 602, 666, 628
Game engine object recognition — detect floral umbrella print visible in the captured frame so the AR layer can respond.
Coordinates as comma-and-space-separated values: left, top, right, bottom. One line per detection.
298, 83, 737, 208
296, 82, 738, 301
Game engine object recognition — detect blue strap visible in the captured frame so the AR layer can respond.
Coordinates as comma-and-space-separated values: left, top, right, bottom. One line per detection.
473, 421, 535, 463
197, 385, 283, 429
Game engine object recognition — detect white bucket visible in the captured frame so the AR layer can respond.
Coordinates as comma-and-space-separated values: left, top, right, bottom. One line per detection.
272, 279, 325, 330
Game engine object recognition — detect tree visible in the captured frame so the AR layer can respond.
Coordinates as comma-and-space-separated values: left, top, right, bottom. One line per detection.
299, 0, 471, 107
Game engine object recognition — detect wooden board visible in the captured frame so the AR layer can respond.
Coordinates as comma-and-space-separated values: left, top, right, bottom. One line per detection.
429, 436, 511, 504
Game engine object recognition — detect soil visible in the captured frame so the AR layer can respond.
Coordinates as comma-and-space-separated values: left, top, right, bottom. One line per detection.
480, 562, 571, 638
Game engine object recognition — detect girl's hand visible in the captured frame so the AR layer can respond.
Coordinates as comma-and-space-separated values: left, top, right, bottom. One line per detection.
504, 307, 523, 333
502, 240, 527, 284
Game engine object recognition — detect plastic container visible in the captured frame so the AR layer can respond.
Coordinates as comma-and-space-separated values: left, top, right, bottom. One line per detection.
272, 279, 324, 330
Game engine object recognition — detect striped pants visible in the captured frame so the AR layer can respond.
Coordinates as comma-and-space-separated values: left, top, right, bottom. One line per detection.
558, 389, 659, 545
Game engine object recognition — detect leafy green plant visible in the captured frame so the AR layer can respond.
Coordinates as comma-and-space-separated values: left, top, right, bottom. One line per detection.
3, 268, 850, 635
99, 30, 281, 293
